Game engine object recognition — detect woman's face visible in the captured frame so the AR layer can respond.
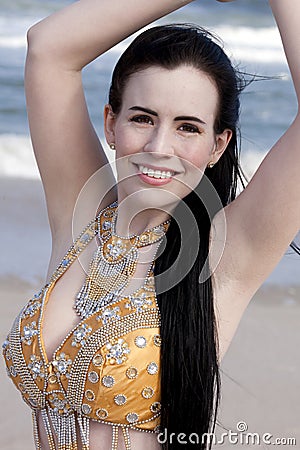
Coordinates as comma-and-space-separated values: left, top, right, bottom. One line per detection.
104, 65, 231, 209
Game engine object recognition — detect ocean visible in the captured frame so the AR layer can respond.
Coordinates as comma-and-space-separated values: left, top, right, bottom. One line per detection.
0, 0, 299, 285
0, 0, 296, 175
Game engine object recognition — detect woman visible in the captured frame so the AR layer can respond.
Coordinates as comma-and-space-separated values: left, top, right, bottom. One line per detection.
2, 0, 299, 449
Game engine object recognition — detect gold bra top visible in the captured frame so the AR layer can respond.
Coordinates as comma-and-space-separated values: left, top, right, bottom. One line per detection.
2, 203, 166, 450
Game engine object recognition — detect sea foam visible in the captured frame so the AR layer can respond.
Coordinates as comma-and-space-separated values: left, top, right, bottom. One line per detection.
0, 20, 286, 65
0, 135, 39, 179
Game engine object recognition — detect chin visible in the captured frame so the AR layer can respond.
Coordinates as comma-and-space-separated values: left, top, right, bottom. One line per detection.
121, 185, 180, 211
117, 171, 197, 210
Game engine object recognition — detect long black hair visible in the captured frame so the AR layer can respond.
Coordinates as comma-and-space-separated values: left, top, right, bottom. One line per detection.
109, 24, 246, 448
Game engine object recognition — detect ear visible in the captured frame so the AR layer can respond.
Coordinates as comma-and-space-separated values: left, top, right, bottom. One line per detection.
104, 104, 116, 145
212, 129, 233, 162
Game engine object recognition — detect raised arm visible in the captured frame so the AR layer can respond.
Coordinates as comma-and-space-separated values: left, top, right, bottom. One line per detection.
269, 0, 300, 101
212, 0, 300, 299
25, 0, 193, 238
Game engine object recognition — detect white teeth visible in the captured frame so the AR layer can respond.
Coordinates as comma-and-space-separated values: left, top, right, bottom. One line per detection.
138, 165, 174, 179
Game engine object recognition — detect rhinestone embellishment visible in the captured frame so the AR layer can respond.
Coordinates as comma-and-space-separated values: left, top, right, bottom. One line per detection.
48, 374, 57, 384
134, 336, 147, 348
142, 387, 154, 399
101, 230, 111, 240
102, 220, 112, 231
126, 412, 139, 424
126, 366, 138, 379
96, 408, 108, 419
2, 340, 10, 360
52, 352, 73, 378
88, 371, 99, 384
10, 365, 17, 377
146, 362, 158, 375
153, 334, 161, 347
106, 238, 127, 259
2, 339, 9, 351
102, 375, 115, 388
49, 393, 70, 415
82, 404, 92, 415
71, 324, 92, 347
125, 293, 152, 312
114, 394, 127, 405
85, 390, 95, 401
97, 306, 120, 325
22, 301, 41, 318
150, 402, 161, 413
92, 354, 104, 367
80, 233, 91, 244
27, 355, 45, 380
105, 338, 130, 365
21, 322, 38, 345
62, 258, 71, 267
103, 208, 114, 218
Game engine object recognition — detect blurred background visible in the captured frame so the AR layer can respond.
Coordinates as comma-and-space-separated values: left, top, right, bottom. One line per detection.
0, 0, 299, 283
0, 0, 299, 449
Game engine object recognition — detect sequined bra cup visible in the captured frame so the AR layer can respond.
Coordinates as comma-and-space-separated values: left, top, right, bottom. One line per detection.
3, 202, 168, 450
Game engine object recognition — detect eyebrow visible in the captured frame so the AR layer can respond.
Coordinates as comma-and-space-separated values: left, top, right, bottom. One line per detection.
128, 106, 206, 125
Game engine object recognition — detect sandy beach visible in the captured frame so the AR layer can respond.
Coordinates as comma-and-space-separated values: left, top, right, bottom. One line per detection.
0, 178, 299, 450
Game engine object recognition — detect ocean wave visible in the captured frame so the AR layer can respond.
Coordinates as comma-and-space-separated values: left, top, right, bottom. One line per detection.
0, 16, 32, 49
0, 36, 26, 48
0, 134, 39, 179
214, 25, 285, 64
0, 23, 286, 65
240, 149, 266, 180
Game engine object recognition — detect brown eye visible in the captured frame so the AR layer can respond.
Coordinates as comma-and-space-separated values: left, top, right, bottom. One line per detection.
130, 115, 154, 125
179, 123, 200, 134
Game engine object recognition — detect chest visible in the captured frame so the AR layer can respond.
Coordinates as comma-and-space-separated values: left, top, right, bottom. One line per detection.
4, 266, 162, 425
43, 238, 159, 359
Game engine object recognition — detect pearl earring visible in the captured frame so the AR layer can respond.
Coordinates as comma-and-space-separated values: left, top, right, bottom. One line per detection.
207, 162, 215, 169
109, 143, 116, 150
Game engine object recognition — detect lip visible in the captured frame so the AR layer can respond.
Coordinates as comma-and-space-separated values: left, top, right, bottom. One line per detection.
133, 163, 181, 174
132, 163, 177, 186
138, 172, 173, 186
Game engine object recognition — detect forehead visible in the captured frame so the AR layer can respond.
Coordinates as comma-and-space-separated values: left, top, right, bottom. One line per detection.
121, 65, 219, 121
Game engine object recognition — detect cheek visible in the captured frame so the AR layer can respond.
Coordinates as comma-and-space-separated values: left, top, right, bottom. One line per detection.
180, 140, 213, 171
185, 153, 208, 171
114, 125, 146, 158
114, 134, 131, 158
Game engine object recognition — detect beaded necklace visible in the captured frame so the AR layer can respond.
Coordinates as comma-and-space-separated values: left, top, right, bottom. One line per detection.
74, 202, 170, 319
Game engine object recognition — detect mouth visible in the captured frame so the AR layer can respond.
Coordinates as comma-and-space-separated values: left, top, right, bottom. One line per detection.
137, 164, 177, 180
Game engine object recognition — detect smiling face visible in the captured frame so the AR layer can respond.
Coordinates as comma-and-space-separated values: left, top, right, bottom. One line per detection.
104, 65, 232, 210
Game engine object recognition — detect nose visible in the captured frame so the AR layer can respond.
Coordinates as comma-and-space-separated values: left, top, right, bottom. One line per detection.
143, 125, 175, 157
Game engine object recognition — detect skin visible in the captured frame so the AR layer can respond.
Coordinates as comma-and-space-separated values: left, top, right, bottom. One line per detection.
104, 65, 232, 236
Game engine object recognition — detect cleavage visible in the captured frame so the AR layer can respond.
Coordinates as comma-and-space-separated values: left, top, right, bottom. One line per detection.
41, 241, 157, 361
42, 259, 86, 361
